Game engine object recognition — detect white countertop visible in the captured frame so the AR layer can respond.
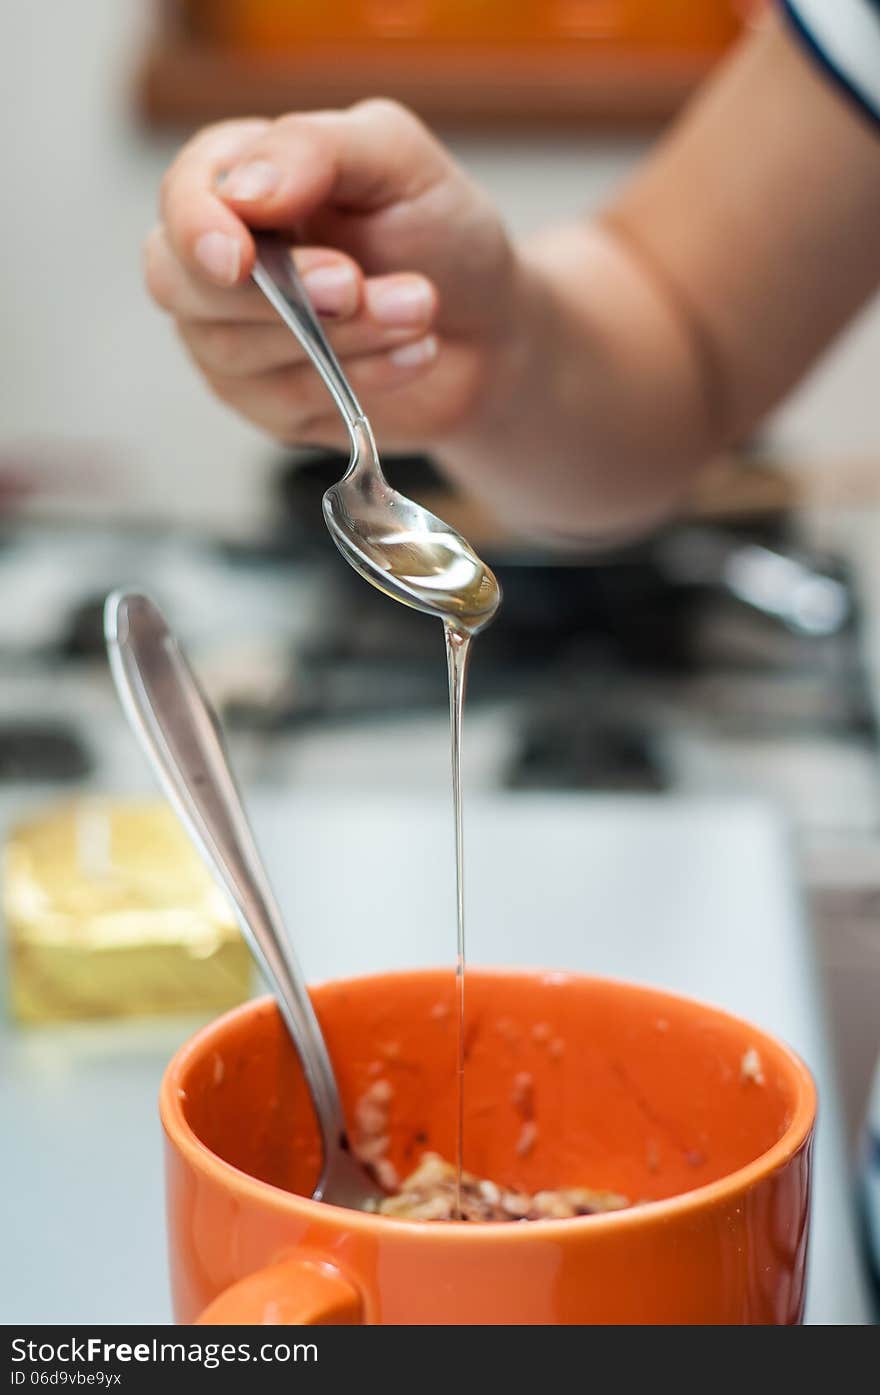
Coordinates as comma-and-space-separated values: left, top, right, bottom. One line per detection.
0, 791, 873, 1324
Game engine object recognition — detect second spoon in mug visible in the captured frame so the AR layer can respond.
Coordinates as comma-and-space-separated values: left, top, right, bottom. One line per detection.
251, 233, 501, 634
104, 588, 383, 1212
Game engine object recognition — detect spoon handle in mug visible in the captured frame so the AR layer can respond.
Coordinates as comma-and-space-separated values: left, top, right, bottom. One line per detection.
103, 589, 346, 1158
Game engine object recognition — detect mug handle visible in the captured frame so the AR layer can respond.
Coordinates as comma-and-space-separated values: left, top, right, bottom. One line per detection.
196, 1255, 364, 1324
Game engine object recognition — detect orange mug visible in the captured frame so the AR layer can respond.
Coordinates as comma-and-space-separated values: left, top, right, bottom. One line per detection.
162, 968, 815, 1324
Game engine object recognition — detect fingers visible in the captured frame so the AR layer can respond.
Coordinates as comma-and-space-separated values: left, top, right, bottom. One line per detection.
144, 224, 362, 322
147, 102, 458, 450
157, 119, 272, 286
202, 335, 439, 441
216, 100, 449, 230
147, 215, 439, 380
147, 221, 436, 333
179, 275, 437, 378
157, 102, 450, 289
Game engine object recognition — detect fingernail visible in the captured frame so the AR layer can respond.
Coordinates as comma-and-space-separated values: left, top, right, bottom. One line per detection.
389, 335, 438, 369
194, 231, 240, 286
220, 160, 279, 201
302, 263, 358, 316
366, 278, 433, 327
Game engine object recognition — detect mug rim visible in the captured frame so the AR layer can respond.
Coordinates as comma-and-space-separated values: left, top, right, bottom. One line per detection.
160, 966, 817, 1244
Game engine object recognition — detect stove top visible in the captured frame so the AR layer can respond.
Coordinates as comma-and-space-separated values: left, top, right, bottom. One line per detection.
0, 470, 875, 839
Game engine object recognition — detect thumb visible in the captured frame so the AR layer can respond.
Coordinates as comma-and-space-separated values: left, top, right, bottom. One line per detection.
217, 100, 450, 231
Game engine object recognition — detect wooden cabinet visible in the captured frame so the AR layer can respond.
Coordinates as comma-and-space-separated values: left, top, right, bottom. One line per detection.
138, 1, 757, 128
177, 1, 746, 51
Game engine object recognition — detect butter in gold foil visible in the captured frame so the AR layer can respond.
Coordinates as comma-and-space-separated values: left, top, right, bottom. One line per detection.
3, 799, 252, 1022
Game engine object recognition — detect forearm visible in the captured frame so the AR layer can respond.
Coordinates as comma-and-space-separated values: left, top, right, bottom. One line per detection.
439, 11, 880, 543
438, 219, 719, 543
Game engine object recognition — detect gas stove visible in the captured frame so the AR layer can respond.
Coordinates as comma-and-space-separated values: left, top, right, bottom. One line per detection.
0, 455, 874, 829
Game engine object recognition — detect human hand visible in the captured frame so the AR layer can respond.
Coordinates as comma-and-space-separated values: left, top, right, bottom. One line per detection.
145, 101, 521, 453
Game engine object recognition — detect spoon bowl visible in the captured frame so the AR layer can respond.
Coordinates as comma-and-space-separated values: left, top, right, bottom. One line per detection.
323, 422, 501, 633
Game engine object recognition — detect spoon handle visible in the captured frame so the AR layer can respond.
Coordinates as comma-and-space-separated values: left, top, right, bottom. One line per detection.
104, 590, 346, 1153
251, 231, 365, 436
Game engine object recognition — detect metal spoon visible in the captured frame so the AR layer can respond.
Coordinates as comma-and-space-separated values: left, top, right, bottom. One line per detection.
104, 589, 383, 1212
251, 232, 501, 634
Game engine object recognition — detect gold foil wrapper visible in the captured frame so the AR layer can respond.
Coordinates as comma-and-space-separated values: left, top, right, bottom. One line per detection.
4, 799, 252, 1022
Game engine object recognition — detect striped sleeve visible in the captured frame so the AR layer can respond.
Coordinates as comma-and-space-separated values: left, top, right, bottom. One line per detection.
781, 0, 880, 131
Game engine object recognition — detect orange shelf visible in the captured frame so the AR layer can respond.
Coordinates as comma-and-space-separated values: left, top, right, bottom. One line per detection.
136, 3, 750, 131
